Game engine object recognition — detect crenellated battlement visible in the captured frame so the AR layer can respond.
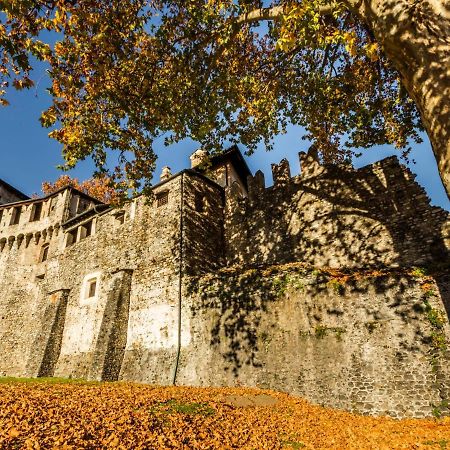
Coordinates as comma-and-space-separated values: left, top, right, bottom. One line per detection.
225, 149, 449, 269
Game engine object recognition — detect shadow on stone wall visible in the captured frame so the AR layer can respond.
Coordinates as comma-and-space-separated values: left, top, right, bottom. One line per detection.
190, 270, 440, 377
37, 290, 70, 377
227, 155, 449, 300
298, 159, 450, 324
301, 158, 448, 267
188, 267, 450, 417
90, 270, 132, 381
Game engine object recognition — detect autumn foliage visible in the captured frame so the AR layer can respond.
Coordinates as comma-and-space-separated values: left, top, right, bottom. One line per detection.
41, 175, 119, 204
0, 382, 449, 449
0, 1, 426, 195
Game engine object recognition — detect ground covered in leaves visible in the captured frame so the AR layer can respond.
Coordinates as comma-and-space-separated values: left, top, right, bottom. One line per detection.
0, 379, 449, 449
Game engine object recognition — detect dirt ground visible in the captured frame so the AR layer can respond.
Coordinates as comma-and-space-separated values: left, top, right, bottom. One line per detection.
0, 380, 449, 449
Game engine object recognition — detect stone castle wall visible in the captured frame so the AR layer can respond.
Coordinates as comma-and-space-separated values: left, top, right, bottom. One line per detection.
178, 266, 450, 418
0, 156, 449, 418
225, 152, 449, 269
0, 172, 224, 384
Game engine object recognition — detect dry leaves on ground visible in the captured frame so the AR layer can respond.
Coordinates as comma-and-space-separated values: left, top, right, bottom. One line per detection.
0, 381, 449, 449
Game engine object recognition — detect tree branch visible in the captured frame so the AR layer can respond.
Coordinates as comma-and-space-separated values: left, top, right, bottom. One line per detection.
235, 3, 338, 26
236, 6, 285, 25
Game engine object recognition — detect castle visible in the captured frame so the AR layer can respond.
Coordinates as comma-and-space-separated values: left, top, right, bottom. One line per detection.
1, 145, 450, 418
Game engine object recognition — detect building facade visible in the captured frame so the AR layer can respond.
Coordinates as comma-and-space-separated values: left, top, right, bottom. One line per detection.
0, 146, 449, 418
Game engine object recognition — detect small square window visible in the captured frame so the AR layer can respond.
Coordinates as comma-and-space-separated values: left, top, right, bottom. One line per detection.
113, 210, 125, 226
80, 272, 101, 304
87, 279, 97, 298
156, 191, 169, 207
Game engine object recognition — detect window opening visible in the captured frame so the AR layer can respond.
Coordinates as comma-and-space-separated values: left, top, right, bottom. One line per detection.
86, 278, 97, 298
77, 198, 90, 215
10, 206, 21, 225
79, 221, 92, 240
115, 211, 125, 226
156, 191, 169, 207
0, 209, 3, 224
66, 228, 77, 247
39, 244, 49, 262
195, 193, 206, 213
30, 203, 43, 222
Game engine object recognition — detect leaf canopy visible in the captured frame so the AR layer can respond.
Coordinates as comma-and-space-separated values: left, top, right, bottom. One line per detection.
0, 0, 423, 194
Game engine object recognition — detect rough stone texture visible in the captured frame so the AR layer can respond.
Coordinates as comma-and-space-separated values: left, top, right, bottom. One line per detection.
0, 152, 449, 418
179, 267, 450, 418
225, 153, 449, 269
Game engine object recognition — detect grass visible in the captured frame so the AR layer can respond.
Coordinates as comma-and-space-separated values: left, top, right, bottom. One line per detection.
0, 376, 99, 384
149, 399, 216, 416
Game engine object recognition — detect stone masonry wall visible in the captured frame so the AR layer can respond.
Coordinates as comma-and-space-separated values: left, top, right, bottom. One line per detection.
225, 152, 450, 269
0, 171, 225, 385
178, 264, 450, 418
1, 156, 450, 419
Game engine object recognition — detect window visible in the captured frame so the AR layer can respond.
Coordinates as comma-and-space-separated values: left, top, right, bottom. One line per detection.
39, 244, 49, 262
48, 197, 56, 217
80, 272, 101, 304
79, 221, 92, 240
114, 211, 125, 226
86, 278, 97, 298
66, 229, 77, 247
10, 206, 21, 225
0, 209, 3, 224
30, 203, 43, 222
156, 191, 169, 207
195, 193, 207, 213
77, 198, 91, 214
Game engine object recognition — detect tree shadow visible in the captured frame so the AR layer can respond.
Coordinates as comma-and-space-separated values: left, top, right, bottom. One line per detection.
225, 154, 448, 314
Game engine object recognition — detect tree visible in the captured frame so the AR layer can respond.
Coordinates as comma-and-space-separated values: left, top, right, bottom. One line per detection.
0, 1, 448, 198
41, 174, 120, 204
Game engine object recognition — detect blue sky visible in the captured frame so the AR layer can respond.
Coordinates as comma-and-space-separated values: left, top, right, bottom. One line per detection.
0, 76, 449, 210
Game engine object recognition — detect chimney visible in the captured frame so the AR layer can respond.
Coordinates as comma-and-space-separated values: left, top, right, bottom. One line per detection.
160, 166, 172, 182
190, 148, 209, 169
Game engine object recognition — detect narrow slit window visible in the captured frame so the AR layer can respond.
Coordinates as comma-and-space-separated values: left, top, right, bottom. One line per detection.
10, 206, 21, 225
30, 203, 43, 222
195, 193, 206, 213
48, 197, 56, 216
0, 209, 3, 224
39, 244, 49, 262
156, 191, 169, 207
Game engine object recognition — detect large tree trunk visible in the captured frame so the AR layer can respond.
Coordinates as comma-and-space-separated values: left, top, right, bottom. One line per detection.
353, 0, 450, 199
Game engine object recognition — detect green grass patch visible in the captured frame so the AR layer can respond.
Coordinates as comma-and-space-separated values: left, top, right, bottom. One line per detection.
423, 439, 448, 449
150, 399, 215, 417
0, 376, 99, 384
